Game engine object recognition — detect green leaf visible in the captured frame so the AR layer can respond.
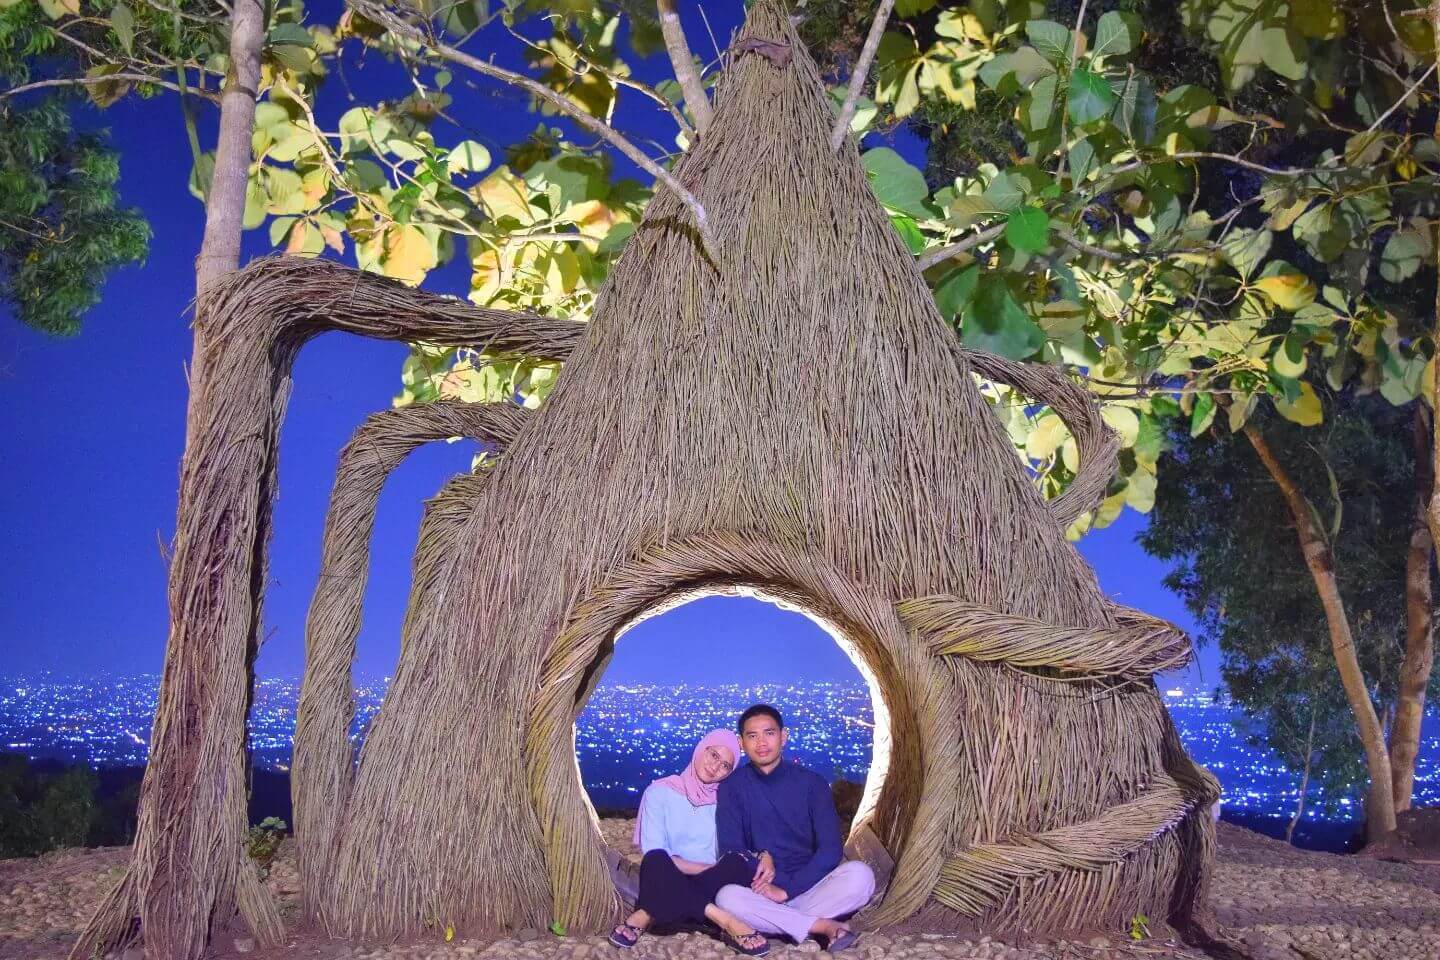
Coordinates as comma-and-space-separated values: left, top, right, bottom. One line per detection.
933, 265, 978, 320
960, 278, 1045, 359
1123, 468, 1157, 512
1093, 11, 1139, 58
1291, 0, 1342, 38
1189, 394, 1216, 437
269, 43, 312, 73
1220, 227, 1272, 280
1068, 69, 1117, 125
1380, 226, 1433, 283
446, 140, 492, 175
268, 216, 298, 247
863, 148, 930, 218
1274, 381, 1322, 426
1258, 27, 1306, 81
1027, 74, 1058, 130
895, 0, 938, 14
267, 23, 314, 47
1025, 21, 1072, 66
188, 151, 216, 201
110, 2, 134, 55
1004, 207, 1050, 253
1067, 138, 1097, 183
981, 171, 1026, 213
890, 215, 927, 254
1101, 405, 1140, 445
948, 195, 1003, 227
1271, 332, 1308, 378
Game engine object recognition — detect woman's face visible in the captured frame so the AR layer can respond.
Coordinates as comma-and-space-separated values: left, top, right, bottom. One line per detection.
694, 744, 736, 784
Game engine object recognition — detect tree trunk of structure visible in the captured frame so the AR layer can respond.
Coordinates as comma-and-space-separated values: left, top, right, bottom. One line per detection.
1393, 408, 1435, 812
1286, 710, 1316, 845
195, 0, 263, 294
656, 0, 712, 136
1244, 426, 1397, 841
133, 3, 272, 957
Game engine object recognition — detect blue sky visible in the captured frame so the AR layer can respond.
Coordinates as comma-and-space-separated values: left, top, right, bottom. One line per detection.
0, 0, 1216, 691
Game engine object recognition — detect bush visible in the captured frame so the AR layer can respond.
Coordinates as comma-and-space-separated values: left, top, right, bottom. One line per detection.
0, 753, 98, 857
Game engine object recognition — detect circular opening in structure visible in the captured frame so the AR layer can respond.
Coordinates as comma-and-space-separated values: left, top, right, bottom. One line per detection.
574, 585, 892, 848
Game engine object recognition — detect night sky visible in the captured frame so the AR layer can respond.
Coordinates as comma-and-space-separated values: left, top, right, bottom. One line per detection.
0, 1, 1215, 690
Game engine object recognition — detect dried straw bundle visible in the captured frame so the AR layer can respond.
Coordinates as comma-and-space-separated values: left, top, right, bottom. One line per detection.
79, 1, 1217, 956
316, 0, 1214, 942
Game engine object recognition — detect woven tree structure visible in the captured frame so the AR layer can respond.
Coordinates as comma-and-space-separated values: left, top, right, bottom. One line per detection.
76, 3, 1219, 958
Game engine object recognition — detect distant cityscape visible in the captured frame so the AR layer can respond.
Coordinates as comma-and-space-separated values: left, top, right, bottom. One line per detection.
2, 675, 1437, 835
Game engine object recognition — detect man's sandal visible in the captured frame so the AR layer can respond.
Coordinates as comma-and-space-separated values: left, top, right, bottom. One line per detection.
724, 931, 771, 957
607, 923, 644, 949
823, 929, 859, 953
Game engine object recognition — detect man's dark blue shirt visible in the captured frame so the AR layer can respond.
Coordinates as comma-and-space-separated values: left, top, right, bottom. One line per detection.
716, 759, 842, 897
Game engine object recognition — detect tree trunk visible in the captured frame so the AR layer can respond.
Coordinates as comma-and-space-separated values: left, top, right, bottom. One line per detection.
1393, 405, 1428, 811
1428, 0, 1440, 551
195, 0, 264, 294
1286, 709, 1316, 845
1244, 426, 1397, 840
1393, 410, 1434, 812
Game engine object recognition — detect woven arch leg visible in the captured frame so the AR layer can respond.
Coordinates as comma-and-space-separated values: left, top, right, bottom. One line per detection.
293, 401, 529, 918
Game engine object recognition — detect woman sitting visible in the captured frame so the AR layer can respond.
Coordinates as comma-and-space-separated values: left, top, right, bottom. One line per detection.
608, 730, 770, 956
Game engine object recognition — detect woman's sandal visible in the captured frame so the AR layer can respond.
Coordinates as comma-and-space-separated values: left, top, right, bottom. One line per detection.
724, 930, 771, 957
607, 923, 644, 949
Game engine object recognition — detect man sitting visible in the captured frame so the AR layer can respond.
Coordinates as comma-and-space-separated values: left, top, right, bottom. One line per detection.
715, 703, 875, 953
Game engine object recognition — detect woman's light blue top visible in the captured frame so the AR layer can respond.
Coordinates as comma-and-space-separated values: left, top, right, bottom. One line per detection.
637, 783, 718, 863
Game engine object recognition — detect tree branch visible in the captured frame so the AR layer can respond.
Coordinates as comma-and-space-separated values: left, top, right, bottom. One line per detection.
830, 0, 895, 151
916, 223, 1006, 270
349, 0, 719, 264
0, 72, 221, 103
656, 0, 712, 137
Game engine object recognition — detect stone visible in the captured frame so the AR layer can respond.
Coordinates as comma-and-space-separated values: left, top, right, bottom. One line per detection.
516, 927, 540, 942
233, 937, 256, 953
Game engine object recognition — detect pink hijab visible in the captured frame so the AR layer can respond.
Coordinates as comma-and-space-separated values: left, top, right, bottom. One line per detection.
633, 729, 741, 845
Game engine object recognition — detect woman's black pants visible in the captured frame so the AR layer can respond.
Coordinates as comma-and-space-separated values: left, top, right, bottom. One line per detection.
636, 850, 755, 927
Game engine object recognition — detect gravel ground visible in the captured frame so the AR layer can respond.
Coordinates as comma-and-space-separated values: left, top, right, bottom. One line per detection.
2, 821, 1436, 960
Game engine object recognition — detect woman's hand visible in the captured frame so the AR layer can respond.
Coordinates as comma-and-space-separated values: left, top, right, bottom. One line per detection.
751, 851, 776, 887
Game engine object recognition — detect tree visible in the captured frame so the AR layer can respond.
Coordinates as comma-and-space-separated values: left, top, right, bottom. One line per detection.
0, 754, 99, 857
778, 0, 1438, 840
1141, 394, 1433, 834
0, 96, 148, 333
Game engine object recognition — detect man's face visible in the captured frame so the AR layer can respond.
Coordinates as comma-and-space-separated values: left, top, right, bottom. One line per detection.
740, 714, 787, 768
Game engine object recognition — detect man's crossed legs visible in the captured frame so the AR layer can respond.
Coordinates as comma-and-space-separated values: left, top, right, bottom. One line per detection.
715, 860, 875, 948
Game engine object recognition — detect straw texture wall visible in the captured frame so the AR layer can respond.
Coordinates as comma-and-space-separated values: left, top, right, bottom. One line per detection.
79, 1, 1217, 956
318, 0, 1216, 942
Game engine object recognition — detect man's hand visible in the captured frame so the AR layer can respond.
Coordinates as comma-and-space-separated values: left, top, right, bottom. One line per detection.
753, 882, 788, 903
752, 852, 776, 887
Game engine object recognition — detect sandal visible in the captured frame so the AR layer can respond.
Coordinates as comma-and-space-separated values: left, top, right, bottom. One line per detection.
608, 923, 644, 949
824, 929, 859, 953
724, 930, 770, 957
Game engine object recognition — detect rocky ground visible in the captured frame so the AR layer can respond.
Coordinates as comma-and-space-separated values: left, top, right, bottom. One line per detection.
3, 821, 1437, 960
